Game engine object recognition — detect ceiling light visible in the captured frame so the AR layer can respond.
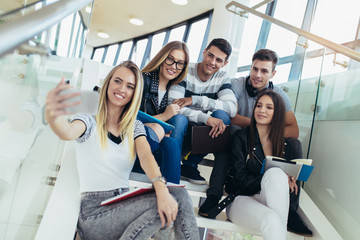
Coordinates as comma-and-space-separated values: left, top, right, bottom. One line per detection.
85, 6, 91, 13
129, 17, 144, 26
97, 32, 109, 39
171, 0, 188, 5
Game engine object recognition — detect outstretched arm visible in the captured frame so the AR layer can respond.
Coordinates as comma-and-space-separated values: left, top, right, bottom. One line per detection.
45, 79, 85, 140
135, 136, 178, 227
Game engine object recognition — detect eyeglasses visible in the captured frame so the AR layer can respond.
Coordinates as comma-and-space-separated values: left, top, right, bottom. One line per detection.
164, 56, 186, 70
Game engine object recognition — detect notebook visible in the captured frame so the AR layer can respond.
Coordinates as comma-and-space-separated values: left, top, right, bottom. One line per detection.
101, 184, 185, 206
190, 125, 230, 154
137, 111, 175, 133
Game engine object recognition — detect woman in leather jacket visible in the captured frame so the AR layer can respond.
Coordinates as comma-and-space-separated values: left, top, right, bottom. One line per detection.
132, 41, 189, 184
225, 90, 299, 240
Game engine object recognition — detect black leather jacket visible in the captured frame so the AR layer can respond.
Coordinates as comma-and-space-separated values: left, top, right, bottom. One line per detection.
140, 70, 174, 116
225, 127, 302, 196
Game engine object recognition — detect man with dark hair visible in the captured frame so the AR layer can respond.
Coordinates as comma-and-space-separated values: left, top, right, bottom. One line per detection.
231, 48, 299, 137
168, 38, 237, 184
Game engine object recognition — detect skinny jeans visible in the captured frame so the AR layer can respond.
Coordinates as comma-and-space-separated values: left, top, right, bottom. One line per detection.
132, 126, 181, 184
226, 168, 289, 240
77, 187, 200, 240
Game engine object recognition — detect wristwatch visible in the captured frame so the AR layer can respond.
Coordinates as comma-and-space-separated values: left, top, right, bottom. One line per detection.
151, 176, 167, 185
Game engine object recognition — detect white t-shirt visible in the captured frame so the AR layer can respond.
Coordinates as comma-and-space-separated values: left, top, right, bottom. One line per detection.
72, 114, 146, 193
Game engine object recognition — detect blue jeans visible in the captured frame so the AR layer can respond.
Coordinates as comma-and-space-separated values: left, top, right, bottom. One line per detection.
77, 187, 200, 240
168, 114, 188, 151
170, 110, 231, 169
132, 126, 181, 184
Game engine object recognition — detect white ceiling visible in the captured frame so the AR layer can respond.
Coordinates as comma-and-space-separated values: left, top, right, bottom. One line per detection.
86, 0, 217, 47
0, 0, 217, 48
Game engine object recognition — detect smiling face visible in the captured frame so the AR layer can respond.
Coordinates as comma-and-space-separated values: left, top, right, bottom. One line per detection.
254, 94, 274, 126
106, 66, 136, 111
250, 60, 276, 91
159, 49, 186, 82
198, 46, 228, 81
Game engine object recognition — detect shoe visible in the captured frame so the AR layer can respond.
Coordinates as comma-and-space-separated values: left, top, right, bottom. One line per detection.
180, 165, 207, 185
198, 195, 219, 218
287, 210, 313, 237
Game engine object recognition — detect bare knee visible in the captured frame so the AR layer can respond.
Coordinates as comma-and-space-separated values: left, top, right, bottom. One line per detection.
146, 123, 165, 141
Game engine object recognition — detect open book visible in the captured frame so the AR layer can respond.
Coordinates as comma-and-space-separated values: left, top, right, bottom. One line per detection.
261, 156, 314, 182
101, 183, 185, 206
137, 110, 175, 133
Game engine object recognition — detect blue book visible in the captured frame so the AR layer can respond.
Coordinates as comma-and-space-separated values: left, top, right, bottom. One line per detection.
137, 111, 175, 133
297, 164, 314, 182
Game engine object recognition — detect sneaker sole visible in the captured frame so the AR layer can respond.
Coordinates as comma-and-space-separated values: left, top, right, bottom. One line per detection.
180, 176, 207, 185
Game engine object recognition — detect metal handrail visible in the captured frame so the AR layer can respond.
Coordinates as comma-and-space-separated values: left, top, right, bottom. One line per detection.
226, 1, 360, 62
0, 0, 92, 58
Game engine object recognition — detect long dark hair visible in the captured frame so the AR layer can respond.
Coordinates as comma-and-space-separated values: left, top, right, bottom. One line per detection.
248, 90, 285, 159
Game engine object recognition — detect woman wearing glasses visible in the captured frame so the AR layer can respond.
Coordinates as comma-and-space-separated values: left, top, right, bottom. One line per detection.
132, 41, 189, 184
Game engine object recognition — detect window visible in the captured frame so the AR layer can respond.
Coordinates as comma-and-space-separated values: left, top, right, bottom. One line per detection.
131, 39, 148, 67
237, 5, 266, 68
93, 47, 105, 62
150, 32, 166, 59
311, 0, 359, 46
104, 44, 119, 66
186, 18, 209, 62
57, 14, 73, 57
116, 41, 133, 64
168, 25, 186, 42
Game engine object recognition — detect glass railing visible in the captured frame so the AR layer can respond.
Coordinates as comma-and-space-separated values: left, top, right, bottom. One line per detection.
0, 1, 92, 239
298, 47, 360, 240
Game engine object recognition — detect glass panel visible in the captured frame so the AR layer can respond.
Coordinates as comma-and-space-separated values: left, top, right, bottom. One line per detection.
0, 2, 92, 239
305, 51, 360, 239
104, 44, 119, 66
150, 32, 166, 59
92, 47, 105, 63
131, 39, 148, 68
168, 25, 186, 42
116, 41, 133, 63
186, 18, 209, 62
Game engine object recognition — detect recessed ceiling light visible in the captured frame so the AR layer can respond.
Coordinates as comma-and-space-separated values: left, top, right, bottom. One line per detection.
97, 32, 109, 39
85, 6, 91, 13
171, 0, 188, 5
129, 17, 144, 26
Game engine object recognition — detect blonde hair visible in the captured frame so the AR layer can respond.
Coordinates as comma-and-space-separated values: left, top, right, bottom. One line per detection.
96, 60, 143, 159
142, 41, 189, 85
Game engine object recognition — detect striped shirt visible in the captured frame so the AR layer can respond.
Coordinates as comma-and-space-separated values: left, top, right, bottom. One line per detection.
168, 63, 237, 124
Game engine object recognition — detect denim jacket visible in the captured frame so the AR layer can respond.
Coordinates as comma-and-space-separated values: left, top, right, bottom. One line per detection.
140, 70, 173, 116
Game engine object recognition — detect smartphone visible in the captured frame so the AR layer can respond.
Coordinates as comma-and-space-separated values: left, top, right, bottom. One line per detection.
60, 88, 99, 115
